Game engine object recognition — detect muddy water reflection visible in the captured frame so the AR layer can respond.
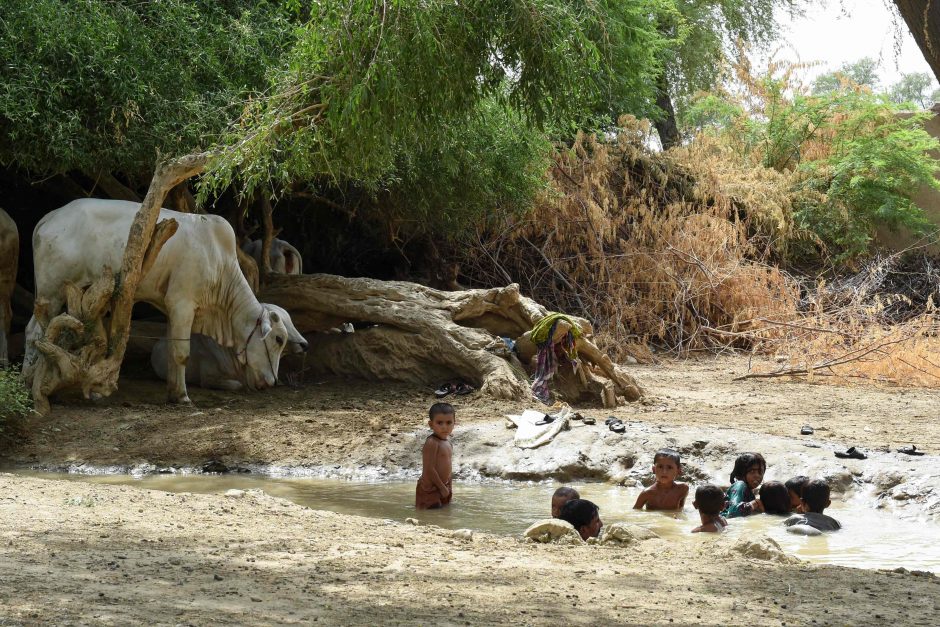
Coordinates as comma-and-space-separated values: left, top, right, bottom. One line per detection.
20, 472, 940, 573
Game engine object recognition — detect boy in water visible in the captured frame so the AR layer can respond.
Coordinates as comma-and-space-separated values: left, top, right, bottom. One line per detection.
415, 402, 455, 510
633, 449, 689, 511
691, 484, 728, 533
559, 499, 603, 540
551, 486, 580, 518
783, 479, 841, 531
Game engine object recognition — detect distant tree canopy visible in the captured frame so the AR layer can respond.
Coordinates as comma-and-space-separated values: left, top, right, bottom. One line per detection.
812, 57, 882, 96
889, 72, 940, 109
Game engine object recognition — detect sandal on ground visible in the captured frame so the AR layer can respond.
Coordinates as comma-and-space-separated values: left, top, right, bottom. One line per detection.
897, 445, 926, 456
534, 414, 556, 426
454, 383, 476, 396
434, 383, 456, 398
581, 416, 596, 425
608, 420, 626, 434
800, 425, 814, 435
834, 446, 867, 460
605, 415, 619, 426
571, 412, 584, 421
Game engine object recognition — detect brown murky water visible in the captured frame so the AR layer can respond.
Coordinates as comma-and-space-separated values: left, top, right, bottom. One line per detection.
17, 471, 940, 573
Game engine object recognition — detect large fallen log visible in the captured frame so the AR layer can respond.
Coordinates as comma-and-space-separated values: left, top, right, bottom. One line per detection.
261, 274, 642, 406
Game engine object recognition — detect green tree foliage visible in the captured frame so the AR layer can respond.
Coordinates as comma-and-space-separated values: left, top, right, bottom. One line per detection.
687, 72, 940, 264
204, 0, 673, 198
812, 57, 881, 95
889, 72, 940, 109
0, 0, 295, 178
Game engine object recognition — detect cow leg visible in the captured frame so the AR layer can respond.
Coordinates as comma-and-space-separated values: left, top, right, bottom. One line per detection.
166, 304, 196, 404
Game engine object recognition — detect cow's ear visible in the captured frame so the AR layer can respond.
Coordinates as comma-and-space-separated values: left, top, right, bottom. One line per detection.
270, 310, 280, 324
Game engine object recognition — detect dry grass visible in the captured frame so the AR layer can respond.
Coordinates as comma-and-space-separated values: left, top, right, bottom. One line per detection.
462, 117, 800, 360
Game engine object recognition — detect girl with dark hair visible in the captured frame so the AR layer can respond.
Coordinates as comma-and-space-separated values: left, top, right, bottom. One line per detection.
721, 452, 766, 518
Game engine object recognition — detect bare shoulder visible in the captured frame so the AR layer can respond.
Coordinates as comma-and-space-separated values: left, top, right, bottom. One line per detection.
678, 482, 690, 494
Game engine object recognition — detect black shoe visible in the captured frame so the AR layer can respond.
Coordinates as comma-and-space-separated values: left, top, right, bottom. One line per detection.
834, 446, 867, 460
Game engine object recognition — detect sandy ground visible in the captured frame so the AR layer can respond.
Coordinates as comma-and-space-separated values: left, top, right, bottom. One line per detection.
2, 354, 940, 625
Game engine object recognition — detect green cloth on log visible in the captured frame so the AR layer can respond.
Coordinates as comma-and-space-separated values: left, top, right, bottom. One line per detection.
530, 312, 582, 346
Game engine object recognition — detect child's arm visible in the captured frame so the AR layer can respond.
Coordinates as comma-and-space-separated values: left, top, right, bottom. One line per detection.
421, 439, 450, 497
633, 488, 650, 510
723, 482, 756, 517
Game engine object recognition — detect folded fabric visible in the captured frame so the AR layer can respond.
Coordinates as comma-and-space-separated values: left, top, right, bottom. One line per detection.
506, 407, 572, 449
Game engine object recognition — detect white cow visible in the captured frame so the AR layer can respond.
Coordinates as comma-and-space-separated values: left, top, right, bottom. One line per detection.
242, 238, 303, 275
150, 304, 308, 390
27, 199, 296, 403
0, 209, 17, 367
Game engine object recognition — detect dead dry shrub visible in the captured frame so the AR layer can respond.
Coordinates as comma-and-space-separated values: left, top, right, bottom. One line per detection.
461, 117, 801, 358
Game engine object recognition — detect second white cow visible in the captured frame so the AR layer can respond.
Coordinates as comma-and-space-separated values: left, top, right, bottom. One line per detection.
28, 199, 296, 403
151, 304, 308, 390
242, 238, 303, 275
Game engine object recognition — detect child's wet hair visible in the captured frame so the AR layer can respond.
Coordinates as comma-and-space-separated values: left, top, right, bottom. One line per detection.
729, 452, 766, 483
758, 481, 790, 515
785, 475, 809, 497
559, 499, 599, 529
553, 486, 580, 500
694, 484, 725, 515
653, 449, 681, 466
428, 402, 455, 420
801, 479, 831, 513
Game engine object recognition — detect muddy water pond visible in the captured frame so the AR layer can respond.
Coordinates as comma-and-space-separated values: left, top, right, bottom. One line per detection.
17, 471, 940, 574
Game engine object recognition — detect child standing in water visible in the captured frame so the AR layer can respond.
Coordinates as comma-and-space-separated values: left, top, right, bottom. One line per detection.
415, 402, 455, 510
722, 453, 766, 518
633, 449, 689, 511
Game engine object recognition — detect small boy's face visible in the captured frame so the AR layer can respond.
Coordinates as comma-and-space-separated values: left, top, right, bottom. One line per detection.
652, 457, 680, 486
582, 513, 603, 540
788, 489, 803, 512
429, 412, 455, 440
745, 465, 765, 490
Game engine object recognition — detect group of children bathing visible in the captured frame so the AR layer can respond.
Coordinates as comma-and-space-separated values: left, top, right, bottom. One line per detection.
551, 450, 841, 540
416, 402, 840, 541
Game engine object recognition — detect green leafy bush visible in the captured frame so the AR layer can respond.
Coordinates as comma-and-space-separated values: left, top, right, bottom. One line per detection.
0, 366, 31, 425
683, 71, 940, 265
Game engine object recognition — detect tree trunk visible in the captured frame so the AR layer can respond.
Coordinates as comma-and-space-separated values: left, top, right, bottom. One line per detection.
261, 274, 643, 406
893, 1, 940, 84
654, 73, 681, 150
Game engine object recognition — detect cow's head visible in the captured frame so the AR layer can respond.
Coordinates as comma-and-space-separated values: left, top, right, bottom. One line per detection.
237, 305, 291, 389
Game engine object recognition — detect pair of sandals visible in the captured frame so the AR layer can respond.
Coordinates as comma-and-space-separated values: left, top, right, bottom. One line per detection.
834, 445, 928, 460
434, 382, 475, 398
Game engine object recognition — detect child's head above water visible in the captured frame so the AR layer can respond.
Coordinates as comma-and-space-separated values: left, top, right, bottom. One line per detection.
551, 486, 581, 518
758, 481, 790, 515
693, 484, 726, 516
427, 402, 455, 440
729, 452, 766, 489
801, 479, 832, 514
559, 498, 603, 540
785, 475, 809, 511
652, 449, 682, 486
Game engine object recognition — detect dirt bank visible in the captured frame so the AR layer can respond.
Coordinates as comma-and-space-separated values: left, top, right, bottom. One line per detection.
2, 473, 937, 626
